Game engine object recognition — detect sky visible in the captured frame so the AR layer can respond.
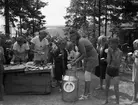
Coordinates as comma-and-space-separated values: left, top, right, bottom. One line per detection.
0, 0, 71, 32
41, 0, 71, 26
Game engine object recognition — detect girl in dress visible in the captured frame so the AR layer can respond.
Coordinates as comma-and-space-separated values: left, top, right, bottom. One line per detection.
132, 39, 138, 102
53, 38, 68, 91
95, 35, 108, 90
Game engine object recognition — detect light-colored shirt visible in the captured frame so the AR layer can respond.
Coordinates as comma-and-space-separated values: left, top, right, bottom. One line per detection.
134, 50, 138, 66
13, 42, 29, 53
68, 50, 76, 60
13, 42, 29, 60
0, 46, 4, 62
31, 36, 49, 61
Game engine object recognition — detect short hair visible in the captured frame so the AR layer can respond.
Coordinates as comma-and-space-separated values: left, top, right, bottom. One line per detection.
108, 37, 119, 45
17, 36, 24, 43
97, 35, 107, 45
69, 29, 81, 40
67, 41, 74, 50
56, 37, 67, 45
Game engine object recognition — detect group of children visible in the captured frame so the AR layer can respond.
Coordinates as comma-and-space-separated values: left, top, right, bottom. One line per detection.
95, 36, 138, 104
0, 32, 138, 104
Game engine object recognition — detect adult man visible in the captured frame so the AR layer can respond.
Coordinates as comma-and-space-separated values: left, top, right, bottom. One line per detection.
31, 30, 49, 64
11, 36, 30, 63
70, 29, 99, 100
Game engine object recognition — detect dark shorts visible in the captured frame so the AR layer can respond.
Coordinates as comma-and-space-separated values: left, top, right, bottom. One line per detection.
106, 66, 119, 77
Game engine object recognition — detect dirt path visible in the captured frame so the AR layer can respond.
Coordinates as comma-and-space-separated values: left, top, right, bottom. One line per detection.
0, 71, 137, 105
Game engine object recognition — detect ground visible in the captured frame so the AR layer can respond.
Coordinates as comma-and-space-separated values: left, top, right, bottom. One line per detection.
0, 71, 137, 105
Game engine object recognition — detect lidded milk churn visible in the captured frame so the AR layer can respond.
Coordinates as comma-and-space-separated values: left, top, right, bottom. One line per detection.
62, 65, 79, 102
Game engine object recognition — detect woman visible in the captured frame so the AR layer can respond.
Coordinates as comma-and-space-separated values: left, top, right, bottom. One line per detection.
95, 35, 108, 90
11, 36, 29, 64
131, 39, 138, 103
31, 30, 49, 64
70, 29, 99, 100
53, 38, 68, 91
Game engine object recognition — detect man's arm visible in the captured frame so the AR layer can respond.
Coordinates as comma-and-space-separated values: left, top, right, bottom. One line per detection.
73, 41, 86, 64
12, 42, 20, 58
30, 42, 35, 51
43, 39, 49, 59
24, 43, 30, 57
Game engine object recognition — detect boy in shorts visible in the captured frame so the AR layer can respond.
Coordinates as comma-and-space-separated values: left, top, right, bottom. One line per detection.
104, 37, 122, 104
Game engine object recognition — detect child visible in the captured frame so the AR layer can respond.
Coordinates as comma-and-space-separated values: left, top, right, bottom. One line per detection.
95, 35, 108, 90
105, 37, 122, 104
0, 39, 5, 101
132, 39, 138, 103
53, 38, 68, 91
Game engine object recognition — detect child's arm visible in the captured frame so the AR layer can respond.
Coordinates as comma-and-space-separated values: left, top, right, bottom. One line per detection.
106, 47, 112, 66
119, 50, 123, 65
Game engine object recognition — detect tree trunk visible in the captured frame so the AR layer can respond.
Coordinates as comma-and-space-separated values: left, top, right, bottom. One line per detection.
93, 0, 96, 37
5, 0, 10, 37
20, 16, 22, 36
105, 0, 108, 36
93, 0, 97, 48
98, 0, 101, 36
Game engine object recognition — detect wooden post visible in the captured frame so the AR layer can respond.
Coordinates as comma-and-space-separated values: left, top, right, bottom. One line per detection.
5, 0, 10, 36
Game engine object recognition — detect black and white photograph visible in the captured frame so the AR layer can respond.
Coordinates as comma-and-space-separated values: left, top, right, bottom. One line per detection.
0, 0, 138, 105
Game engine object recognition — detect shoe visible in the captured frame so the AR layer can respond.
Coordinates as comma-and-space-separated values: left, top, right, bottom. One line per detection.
95, 86, 103, 90
79, 94, 89, 100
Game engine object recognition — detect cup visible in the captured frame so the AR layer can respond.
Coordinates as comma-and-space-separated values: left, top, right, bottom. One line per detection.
67, 64, 72, 69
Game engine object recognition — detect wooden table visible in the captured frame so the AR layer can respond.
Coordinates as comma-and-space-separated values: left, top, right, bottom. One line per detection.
4, 64, 52, 94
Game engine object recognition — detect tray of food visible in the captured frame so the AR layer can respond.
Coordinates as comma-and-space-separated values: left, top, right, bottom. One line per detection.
4, 64, 26, 72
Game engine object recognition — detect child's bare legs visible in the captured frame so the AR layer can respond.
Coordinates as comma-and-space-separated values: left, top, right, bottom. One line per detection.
105, 74, 111, 104
100, 78, 104, 89
132, 81, 138, 102
114, 76, 120, 104
0, 73, 3, 101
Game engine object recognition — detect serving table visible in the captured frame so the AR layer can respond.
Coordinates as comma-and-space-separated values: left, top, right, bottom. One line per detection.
4, 62, 52, 94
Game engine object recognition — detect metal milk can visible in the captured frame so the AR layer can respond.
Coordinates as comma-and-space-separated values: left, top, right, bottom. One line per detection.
62, 66, 79, 102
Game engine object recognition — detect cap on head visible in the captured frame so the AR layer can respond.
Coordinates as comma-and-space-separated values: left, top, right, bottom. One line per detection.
17, 36, 24, 43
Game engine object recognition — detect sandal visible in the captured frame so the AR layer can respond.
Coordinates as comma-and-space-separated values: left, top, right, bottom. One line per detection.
79, 95, 89, 100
